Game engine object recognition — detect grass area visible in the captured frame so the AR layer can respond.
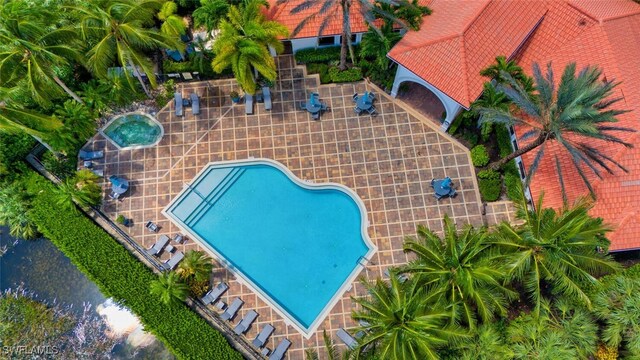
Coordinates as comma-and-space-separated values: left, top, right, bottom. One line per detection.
24, 172, 242, 360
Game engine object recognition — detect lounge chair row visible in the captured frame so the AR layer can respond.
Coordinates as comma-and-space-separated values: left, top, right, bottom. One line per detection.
174, 92, 200, 117
146, 234, 186, 270
204, 290, 290, 359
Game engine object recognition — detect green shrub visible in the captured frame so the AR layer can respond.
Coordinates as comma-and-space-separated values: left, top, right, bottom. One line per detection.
477, 169, 502, 202
328, 66, 363, 83
24, 172, 242, 360
294, 45, 360, 64
496, 124, 513, 158
462, 131, 479, 147
0, 133, 35, 178
502, 161, 522, 200
470, 145, 490, 167
306, 63, 331, 84
41, 151, 76, 179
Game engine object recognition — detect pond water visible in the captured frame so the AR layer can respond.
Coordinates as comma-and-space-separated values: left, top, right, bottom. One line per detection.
0, 227, 174, 359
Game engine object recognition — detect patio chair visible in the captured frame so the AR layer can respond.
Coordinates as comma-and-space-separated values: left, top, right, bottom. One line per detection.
367, 106, 377, 116
352, 93, 359, 102
200, 282, 229, 305
234, 310, 258, 335
252, 324, 275, 348
174, 233, 186, 244
145, 221, 159, 233
299, 101, 306, 111
79, 150, 104, 161
320, 103, 328, 111
336, 328, 358, 350
368, 92, 376, 101
91, 169, 104, 177
245, 94, 253, 115
221, 298, 244, 321
109, 191, 120, 200
163, 250, 184, 270
269, 339, 291, 360
191, 93, 200, 115
263, 86, 272, 110
147, 235, 170, 256
312, 111, 320, 121
174, 92, 184, 117
354, 106, 362, 115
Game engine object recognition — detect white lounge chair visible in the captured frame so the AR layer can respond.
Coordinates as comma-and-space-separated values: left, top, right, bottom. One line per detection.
337, 328, 358, 350
252, 324, 274, 348
221, 298, 243, 321
234, 310, 258, 335
269, 339, 291, 360
200, 282, 229, 305
262, 86, 272, 111
79, 150, 104, 160
174, 92, 184, 117
147, 235, 170, 256
191, 93, 200, 115
163, 250, 184, 270
245, 94, 253, 114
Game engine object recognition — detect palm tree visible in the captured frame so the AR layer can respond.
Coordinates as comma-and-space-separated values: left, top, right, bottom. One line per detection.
53, 170, 102, 211
0, 183, 38, 240
477, 63, 633, 196
506, 299, 598, 360
283, 0, 417, 70
453, 323, 514, 360
374, 0, 431, 31
591, 272, 640, 358
176, 250, 214, 282
212, 0, 288, 94
491, 195, 621, 315
157, 1, 187, 38
48, 101, 97, 154
480, 56, 527, 84
0, 2, 84, 105
352, 276, 467, 360
149, 272, 189, 306
472, 82, 510, 141
73, 0, 183, 97
359, 24, 402, 71
0, 101, 61, 138
305, 330, 354, 360
193, 0, 230, 32
400, 216, 517, 328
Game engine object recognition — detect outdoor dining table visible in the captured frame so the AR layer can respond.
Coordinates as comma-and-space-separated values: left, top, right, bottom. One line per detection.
305, 93, 322, 113
356, 92, 374, 111
109, 175, 129, 195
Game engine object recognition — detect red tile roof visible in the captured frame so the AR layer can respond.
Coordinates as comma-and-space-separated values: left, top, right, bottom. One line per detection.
513, 0, 640, 251
387, 0, 548, 108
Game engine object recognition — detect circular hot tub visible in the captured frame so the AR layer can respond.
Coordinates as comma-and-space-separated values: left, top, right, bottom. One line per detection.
101, 112, 164, 150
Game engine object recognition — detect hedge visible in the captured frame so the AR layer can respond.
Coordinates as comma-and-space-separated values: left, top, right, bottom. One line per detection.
477, 169, 502, 202
470, 145, 490, 167
294, 44, 360, 64
306, 63, 331, 84
24, 172, 242, 360
328, 66, 363, 83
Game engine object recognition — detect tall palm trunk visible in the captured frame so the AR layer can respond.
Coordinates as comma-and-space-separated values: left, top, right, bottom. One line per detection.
53, 76, 84, 104
489, 133, 547, 170
128, 59, 152, 98
339, 0, 351, 71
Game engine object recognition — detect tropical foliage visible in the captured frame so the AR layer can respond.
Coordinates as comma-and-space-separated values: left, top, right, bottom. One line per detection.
359, 24, 402, 71
212, 0, 288, 94
150, 271, 190, 306
477, 62, 633, 196
73, 0, 183, 97
352, 275, 467, 360
491, 195, 621, 314
157, 1, 187, 38
52, 169, 102, 211
0, 1, 84, 105
193, 0, 230, 32
0, 182, 37, 239
590, 267, 640, 358
401, 216, 516, 327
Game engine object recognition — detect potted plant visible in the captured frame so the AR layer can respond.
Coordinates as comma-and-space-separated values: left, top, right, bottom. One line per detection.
116, 214, 131, 227
230, 91, 240, 103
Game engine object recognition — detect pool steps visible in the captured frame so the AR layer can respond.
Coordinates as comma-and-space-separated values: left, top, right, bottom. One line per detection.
183, 167, 246, 227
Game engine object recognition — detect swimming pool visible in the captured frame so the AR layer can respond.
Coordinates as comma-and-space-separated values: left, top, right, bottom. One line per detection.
100, 112, 164, 149
163, 159, 376, 337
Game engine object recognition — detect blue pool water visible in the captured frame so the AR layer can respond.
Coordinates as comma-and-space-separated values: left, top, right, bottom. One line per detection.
102, 113, 163, 149
164, 160, 374, 334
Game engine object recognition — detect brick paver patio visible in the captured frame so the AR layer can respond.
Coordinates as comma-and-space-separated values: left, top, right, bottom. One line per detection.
83, 55, 484, 359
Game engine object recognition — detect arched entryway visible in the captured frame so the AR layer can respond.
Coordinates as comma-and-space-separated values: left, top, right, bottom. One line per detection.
390, 65, 463, 130
395, 82, 446, 125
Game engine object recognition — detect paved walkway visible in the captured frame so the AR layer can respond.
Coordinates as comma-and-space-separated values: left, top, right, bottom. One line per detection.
83, 55, 484, 359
